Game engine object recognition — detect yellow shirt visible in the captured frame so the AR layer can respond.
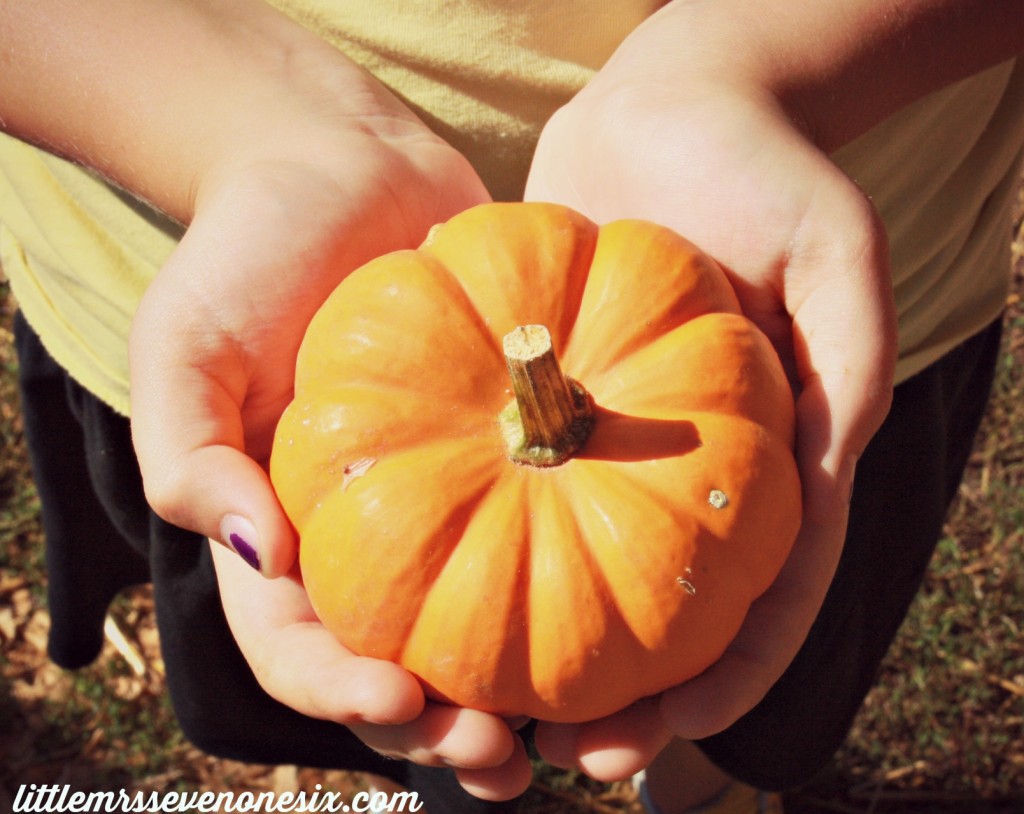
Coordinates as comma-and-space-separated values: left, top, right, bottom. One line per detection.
1, 1, 1021, 414
832, 58, 1024, 382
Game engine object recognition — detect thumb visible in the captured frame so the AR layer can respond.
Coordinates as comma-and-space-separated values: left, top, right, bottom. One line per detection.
787, 184, 897, 523
662, 182, 898, 739
128, 247, 297, 579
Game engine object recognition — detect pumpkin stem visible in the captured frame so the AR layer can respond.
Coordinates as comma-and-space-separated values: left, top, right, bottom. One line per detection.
500, 325, 594, 467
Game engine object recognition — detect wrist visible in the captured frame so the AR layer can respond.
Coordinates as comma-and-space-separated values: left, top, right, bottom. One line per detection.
611, 0, 1023, 153
167, 17, 441, 225
0, 0, 434, 225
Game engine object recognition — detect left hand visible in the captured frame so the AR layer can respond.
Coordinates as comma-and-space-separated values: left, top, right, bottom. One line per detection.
524, 0, 899, 780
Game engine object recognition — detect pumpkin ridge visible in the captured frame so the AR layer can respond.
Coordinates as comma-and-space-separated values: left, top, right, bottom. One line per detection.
558, 463, 706, 633
537, 215, 599, 359
397, 468, 537, 713
562, 478, 656, 689
297, 248, 507, 393
523, 475, 646, 712
430, 254, 506, 367
395, 472, 507, 659
589, 312, 750, 381
583, 319, 795, 441
422, 202, 598, 355
556, 461, 752, 699
306, 440, 507, 662
272, 388, 505, 530
561, 219, 741, 380
567, 415, 800, 603
301, 379, 508, 416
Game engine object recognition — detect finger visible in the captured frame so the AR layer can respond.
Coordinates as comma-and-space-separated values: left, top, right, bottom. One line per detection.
454, 737, 534, 802
129, 242, 297, 578
212, 543, 425, 724
215, 544, 520, 769
254, 623, 427, 726
351, 704, 518, 771
574, 698, 672, 781
533, 721, 580, 770
786, 174, 898, 505
534, 698, 671, 782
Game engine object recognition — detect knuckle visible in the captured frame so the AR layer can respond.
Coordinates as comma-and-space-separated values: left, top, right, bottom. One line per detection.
139, 453, 196, 529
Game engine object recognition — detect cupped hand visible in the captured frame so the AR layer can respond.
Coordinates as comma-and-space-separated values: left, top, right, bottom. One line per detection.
525, 5, 898, 780
129, 73, 490, 578
124, 65, 540, 798
210, 542, 534, 801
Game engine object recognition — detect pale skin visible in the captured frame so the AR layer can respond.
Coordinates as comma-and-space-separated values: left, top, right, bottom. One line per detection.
2, 0, 1023, 807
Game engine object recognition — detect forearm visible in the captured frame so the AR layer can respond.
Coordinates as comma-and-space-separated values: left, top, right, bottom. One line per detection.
619, 0, 1024, 151
0, 0, 415, 223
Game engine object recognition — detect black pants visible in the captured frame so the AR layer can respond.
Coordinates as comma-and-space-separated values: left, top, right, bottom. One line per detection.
13, 313, 515, 814
14, 312, 1003, 799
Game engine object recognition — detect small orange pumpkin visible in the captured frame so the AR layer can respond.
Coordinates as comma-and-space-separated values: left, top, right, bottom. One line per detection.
270, 202, 801, 723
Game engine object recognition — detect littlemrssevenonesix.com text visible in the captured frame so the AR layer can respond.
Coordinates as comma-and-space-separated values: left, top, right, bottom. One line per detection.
11, 783, 424, 813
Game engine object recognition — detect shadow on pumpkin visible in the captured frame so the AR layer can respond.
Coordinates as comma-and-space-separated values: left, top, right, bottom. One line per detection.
576, 405, 701, 462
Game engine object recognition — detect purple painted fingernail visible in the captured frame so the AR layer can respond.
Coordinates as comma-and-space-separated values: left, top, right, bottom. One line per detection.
229, 532, 261, 571
220, 515, 262, 572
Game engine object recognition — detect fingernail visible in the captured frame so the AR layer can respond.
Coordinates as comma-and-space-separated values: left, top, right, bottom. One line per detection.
220, 514, 262, 572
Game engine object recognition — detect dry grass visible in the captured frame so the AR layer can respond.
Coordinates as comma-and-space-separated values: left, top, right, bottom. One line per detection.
1, 187, 1023, 812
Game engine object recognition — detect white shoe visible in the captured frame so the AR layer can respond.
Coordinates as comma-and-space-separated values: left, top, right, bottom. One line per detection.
633, 770, 785, 814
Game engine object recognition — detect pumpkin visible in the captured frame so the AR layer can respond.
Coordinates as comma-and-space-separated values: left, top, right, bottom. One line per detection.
270, 202, 801, 723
